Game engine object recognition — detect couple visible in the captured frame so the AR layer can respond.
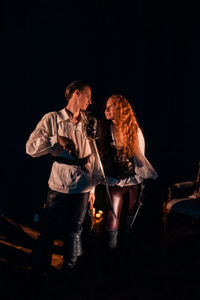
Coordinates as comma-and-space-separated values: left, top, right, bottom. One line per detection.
26, 80, 158, 274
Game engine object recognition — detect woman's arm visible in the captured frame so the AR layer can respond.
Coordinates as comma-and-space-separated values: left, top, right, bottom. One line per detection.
137, 128, 145, 156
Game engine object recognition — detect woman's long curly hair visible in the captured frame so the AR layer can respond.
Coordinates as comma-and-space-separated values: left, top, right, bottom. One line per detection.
110, 94, 141, 158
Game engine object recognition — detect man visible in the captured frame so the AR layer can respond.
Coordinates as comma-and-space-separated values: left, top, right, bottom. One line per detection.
26, 81, 99, 273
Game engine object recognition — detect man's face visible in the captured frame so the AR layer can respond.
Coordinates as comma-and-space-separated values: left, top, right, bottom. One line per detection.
78, 87, 92, 111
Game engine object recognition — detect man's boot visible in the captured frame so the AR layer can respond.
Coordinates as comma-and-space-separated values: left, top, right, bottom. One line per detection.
63, 232, 83, 271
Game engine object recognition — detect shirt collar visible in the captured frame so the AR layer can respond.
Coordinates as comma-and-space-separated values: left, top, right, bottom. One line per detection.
57, 108, 86, 124
56, 108, 71, 123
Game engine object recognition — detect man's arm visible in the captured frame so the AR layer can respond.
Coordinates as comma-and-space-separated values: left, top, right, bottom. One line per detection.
26, 113, 57, 157
26, 112, 72, 159
88, 191, 95, 209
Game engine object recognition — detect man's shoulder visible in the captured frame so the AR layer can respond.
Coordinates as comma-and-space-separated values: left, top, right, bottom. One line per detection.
41, 111, 57, 120
41, 108, 67, 122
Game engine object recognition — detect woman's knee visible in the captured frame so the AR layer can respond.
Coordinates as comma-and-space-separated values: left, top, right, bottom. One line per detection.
105, 211, 120, 231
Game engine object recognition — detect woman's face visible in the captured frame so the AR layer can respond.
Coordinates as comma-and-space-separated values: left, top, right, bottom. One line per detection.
105, 97, 115, 120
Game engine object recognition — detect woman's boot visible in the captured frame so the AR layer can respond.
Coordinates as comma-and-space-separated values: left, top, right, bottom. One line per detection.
104, 228, 119, 273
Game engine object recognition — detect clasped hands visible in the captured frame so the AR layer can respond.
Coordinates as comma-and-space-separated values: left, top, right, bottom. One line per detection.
57, 135, 91, 167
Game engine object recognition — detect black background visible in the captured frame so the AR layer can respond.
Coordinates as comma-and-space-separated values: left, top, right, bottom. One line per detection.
2, 0, 200, 224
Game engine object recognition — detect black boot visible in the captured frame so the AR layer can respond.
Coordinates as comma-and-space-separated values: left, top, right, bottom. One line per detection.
119, 216, 133, 271
63, 232, 83, 271
106, 228, 118, 250
104, 228, 119, 273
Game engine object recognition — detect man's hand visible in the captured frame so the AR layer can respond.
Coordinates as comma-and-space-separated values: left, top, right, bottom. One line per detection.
89, 193, 95, 209
77, 154, 91, 166
57, 136, 76, 153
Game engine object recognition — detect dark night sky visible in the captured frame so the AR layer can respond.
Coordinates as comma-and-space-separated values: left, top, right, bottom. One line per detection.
2, 0, 200, 221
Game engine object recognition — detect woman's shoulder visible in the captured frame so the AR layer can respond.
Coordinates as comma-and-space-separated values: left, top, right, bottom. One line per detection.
137, 127, 145, 155
137, 127, 144, 137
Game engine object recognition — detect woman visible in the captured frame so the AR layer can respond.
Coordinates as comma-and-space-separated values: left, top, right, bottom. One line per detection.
99, 94, 158, 264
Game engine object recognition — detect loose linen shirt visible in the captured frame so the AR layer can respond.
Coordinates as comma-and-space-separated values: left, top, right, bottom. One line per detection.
105, 124, 158, 187
26, 108, 100, 194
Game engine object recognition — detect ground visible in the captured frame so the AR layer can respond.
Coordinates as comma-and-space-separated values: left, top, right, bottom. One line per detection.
1, 210, 200, 300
